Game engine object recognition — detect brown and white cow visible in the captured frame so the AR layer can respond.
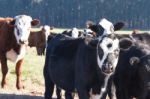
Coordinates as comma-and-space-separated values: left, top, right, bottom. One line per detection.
0, 15, 40, 89
28, 25, 51, 55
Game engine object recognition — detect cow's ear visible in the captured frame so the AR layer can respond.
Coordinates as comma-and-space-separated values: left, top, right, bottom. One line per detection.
88, 25, 98, 33
129, 57, 140, 65
119, 38, 133, 50
114, 22, 124, 31
85, 37, 98, 48
9, 19, 15, 26
31, 19, 40, 26
8, 19, 15, 27
86, 21, 94, 28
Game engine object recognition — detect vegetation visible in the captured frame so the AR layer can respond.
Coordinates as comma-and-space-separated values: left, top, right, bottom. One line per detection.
0, 0, 150, 29
0, 48, 45, 96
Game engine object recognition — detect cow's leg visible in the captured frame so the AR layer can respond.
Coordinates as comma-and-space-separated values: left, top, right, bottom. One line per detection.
1, 58, 8, 88
36, 47, 42, 55
15, 59, 24, 89
77, 87, 89, 99
137, 89, 147, 99
65, 91, 74, 99
56, 87, 62, 99
44, 65, 54, 99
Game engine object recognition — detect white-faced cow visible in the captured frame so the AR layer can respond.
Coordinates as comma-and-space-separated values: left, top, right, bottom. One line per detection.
0, 15, 40, 89
44, 18, 133, 99
28, 25, 51, 55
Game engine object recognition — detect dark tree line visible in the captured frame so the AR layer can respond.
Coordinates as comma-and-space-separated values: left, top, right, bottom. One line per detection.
0, 0, 150, 29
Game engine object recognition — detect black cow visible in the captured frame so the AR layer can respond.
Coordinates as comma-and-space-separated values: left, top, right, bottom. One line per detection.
43, 18, 131, 99
108, 40, 150, 99
116, 32, 150, 45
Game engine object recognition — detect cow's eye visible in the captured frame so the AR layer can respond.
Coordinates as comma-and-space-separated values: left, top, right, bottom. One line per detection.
107, 43, 112, 48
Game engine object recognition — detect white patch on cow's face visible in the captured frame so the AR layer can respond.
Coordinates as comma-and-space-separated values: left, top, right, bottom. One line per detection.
6, 45, 26, 63
71, 28, 79, 38
14, 15, 33, 45
97, 36, 120, 74
90, 75, 110, 99
99, 18, 114, 35
43, 25, 50, 41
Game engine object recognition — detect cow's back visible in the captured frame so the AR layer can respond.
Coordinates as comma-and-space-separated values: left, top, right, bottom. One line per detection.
0, 20, 15, 54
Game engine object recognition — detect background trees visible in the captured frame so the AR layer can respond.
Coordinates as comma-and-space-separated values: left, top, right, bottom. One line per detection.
0, 0, 149, 29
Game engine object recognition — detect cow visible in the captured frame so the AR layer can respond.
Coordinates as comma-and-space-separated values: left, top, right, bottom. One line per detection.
116, 32, 150, 46
62, 27, 85, 38
44, 18, 133, 99
111, 40, 150, 99
103, 32, 150, 99
28, 25, 51, 55
0, 15, 40, 89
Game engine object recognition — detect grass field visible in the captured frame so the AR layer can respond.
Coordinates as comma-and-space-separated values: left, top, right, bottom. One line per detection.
0, 29, 149, 99
0, 48, 45, 97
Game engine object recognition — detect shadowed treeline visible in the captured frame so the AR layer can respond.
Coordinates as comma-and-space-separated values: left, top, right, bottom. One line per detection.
0, 0, 150, 29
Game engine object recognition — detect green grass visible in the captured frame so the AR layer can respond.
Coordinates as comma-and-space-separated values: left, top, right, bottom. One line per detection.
0, 48, 45, 95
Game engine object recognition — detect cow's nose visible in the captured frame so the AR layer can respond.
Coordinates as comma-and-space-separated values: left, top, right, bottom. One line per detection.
19, 39, 28, 44
102, 64, 113, 74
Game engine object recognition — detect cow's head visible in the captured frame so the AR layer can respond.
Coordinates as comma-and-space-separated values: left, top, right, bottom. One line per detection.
84, 34, 132, 75
88, 18, 124, 37
42, 25, 51, 41
10, 15, 40, 45
71, 28, 80, 38
97, 35, 132, 75
129, 45, 150, 72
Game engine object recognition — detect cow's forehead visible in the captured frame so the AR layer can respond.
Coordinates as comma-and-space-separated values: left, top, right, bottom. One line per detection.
100, 36, 119, 52
99, 18, 114, 35
43, 25, 50, 30
15, 15, 32, 25
99, 18, 114, 30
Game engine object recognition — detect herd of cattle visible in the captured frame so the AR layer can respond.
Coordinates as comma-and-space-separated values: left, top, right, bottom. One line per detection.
0, 14, 150, 99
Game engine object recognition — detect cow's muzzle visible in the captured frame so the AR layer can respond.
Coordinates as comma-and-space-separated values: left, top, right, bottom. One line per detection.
101, 64, 114, 74
19, 39, 28, 45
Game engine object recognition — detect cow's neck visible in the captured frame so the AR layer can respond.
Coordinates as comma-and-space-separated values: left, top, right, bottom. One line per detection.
90, 72, 111, 99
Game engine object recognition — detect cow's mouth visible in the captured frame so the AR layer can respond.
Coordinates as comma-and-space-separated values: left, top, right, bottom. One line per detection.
19, 40, 28, 45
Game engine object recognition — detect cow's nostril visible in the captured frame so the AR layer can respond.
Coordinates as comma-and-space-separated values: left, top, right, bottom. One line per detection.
102, 65, 114, 74
110, 67, 113, 71
19, 39, 28, 44
19, 39, 23, 44
102, 66, 106, 71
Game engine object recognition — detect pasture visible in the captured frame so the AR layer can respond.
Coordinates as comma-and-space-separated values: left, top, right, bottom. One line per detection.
0, 28, 149, 99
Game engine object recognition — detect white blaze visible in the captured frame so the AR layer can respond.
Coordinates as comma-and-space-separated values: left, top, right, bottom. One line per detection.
14, 15, 33, 45
97, 37, 120, 71
99, 18, 114, 35
43, 25, 50, 41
